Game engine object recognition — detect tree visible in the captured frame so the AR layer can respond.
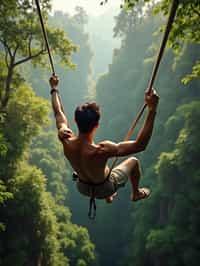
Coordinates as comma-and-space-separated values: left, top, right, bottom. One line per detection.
0, 162, 69, 266
113, 3, 143, 39
73, 6, 89, 26
26, 9, 93, 120
146, 101, 200, 266
107, 0, 200, 82
0, 81, 50, 179
0, 0, 77, 112
0, 180, 12, 232
29, 131, 69, 204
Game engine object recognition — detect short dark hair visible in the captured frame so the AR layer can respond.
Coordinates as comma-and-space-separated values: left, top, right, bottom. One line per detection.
75, 102, 100, 133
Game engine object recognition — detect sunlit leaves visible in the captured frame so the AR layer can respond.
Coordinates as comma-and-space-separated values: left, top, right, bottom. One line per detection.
0, 133, 8, 157
152, 0, 200, 82
0, 179, 12, 205
146, 226, 178, 256
6, 162, 63, 266
0, 0, 78, 111
29, 131, 69, 204
143, 100, 200, 265
0, 178, 12, 231
108, 0, 200, 82
0, 81, 50, 179
182, 61, 200, 84
0, 0, 77, 69
7, 84, 50, 139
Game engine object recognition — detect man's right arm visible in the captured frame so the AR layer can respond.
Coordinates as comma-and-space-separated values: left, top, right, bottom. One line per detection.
97, 89, 159, 158
117, 109, 157, 156
117, 89, 159, 156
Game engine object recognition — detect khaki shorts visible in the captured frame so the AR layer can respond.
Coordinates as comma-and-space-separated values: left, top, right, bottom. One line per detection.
76, 166, 129, 199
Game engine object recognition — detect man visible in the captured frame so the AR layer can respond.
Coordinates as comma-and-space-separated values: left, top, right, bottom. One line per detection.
49, 75, 159, 203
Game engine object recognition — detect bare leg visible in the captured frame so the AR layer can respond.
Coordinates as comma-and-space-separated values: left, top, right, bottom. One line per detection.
114, 157, 150, 201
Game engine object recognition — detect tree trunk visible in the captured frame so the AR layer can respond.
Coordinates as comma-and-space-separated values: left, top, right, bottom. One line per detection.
0, 60, 14, 112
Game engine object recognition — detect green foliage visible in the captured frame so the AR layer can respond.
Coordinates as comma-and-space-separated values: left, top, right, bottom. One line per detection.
0, 133, 8, 157
1, 139, 96, 266
27, 9, 93, 121
0, 0, 77, 111
113, 4, 144, 39
0, 83, 50, 179
29, 130, 97, 266
0, 0, 77, 68
7, 84, 50, 137
126, 101, 200, 266
48, 10, 93, 117
146, 226, 178, 256
182, 60, 200, 84
0, 180, 12, 205
0, 162, 63, 266
154, 0, 200, 82
111, 0, 200, 82
57, 210, 96, 266
0, 180, 12, 232
29, 131, 69, 204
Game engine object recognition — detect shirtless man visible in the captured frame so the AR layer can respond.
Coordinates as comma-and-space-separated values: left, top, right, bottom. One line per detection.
49, 75, 159, 203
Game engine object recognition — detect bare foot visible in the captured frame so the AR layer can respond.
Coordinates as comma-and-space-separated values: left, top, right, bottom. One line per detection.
105, 192, 118, 204
131, 188, 150, 202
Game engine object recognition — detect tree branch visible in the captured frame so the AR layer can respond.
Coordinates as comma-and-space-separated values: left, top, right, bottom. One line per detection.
28, 33, 33, 57
13, 44, 19, 58
5, 51, 9, 68
0, 39, 13, 60
0, 58, 15, 111
13, 49, 46, 67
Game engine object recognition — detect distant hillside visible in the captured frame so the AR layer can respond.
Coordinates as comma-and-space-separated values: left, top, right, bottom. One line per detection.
86, 8, 121, 78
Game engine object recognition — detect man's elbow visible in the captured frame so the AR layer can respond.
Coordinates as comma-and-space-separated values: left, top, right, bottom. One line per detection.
136, 141, 147, 153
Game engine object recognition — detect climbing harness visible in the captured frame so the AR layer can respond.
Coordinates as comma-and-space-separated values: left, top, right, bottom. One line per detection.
73, 172, 111, 219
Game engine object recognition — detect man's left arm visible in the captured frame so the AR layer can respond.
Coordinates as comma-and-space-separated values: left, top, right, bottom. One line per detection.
49, 75, 73, 141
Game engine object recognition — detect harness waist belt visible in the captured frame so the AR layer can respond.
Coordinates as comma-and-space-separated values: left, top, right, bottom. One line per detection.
73, 172, 110, 186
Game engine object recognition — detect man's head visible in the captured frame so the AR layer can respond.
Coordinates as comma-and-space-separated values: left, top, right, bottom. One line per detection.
75, 102, 100, 134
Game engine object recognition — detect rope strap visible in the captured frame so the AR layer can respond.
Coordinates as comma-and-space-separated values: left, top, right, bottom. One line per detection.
88, 196, 97, 220
73, 172, 111, 220
35, 0, 55, 75
109, 0, 179, 174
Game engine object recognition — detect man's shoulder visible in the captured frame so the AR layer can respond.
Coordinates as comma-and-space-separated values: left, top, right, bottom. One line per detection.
58, 127, 75, 143
59, 135, 77, 150
96, 140, 118, 157
97, 140, 116, 146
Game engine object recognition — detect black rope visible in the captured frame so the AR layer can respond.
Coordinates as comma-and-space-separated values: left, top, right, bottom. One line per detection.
35, 0, 55, 75
109, 0, 179, 173
147, 0, 179, 93
88, 197, 96, 220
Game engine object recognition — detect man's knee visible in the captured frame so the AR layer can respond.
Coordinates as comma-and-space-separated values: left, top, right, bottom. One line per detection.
127, 157, 139, 166
126, 157, 140, 174
116, 157, 140, 176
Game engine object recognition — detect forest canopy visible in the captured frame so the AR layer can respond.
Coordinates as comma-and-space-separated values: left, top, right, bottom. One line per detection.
0, 0, 199, 266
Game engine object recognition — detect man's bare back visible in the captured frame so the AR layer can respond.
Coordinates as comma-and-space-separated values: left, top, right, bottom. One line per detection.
62, 137, 111, 184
